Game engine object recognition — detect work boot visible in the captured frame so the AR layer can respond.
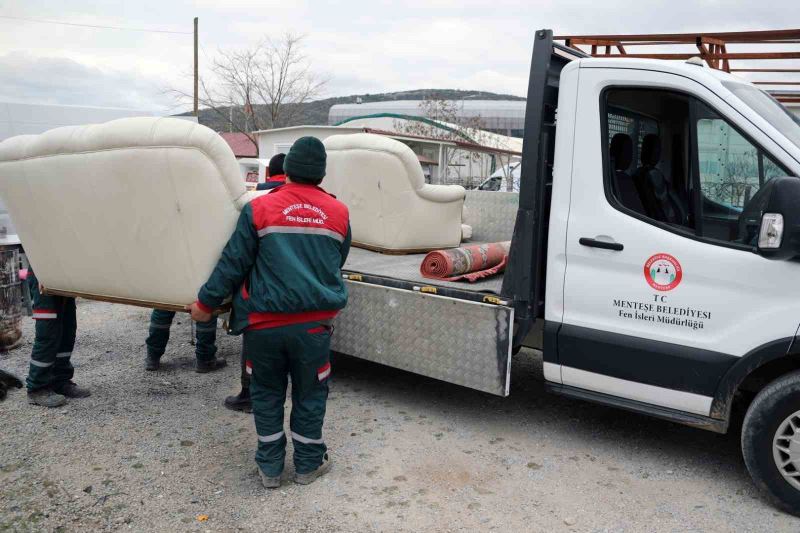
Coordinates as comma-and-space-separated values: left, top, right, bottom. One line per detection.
27, 388, 67, 408
294, 454, 332, 485
258, 469, 281, 489
144, 355, 160, 371
195, 358, 228, 374
53, 381, 91, 398
224, 389, 252, 413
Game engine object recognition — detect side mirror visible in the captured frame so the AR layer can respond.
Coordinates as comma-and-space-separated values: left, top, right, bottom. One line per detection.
743, 176, 800, 260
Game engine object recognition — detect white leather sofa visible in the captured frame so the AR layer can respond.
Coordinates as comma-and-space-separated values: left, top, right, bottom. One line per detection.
323, 133, 470, 252
0, 117, 255, 310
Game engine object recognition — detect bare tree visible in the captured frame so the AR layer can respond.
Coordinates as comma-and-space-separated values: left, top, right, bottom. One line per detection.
394, 98, 487, 144
704, 151, 760, 208
173, 33, 327, 150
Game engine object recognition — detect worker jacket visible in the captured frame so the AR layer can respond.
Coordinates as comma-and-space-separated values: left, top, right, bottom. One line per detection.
197, 182, 351, 333
256, 174, 287, 191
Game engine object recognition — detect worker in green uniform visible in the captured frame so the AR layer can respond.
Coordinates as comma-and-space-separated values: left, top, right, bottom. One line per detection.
144, 310, 226, 373
224, 153, 289, 412
187, 137, 351, 488
26, 270, 90, 407
255, 153, 287, 191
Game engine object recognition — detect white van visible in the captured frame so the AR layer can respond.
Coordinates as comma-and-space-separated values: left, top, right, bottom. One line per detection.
477, 162, 521, 192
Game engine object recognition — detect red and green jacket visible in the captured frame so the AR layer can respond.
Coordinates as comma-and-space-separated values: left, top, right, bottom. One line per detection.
196, 182, 351, 333
256, 173, 287, 191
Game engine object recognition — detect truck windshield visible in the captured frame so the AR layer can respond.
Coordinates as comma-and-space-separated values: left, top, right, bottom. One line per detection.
722, 81, 800, 151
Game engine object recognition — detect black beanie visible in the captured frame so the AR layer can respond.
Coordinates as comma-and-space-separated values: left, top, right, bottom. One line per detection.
268, 153, 286, 177
283, 136, 326, 182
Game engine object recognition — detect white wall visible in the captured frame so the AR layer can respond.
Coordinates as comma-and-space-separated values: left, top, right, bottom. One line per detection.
256, 126, 363, 163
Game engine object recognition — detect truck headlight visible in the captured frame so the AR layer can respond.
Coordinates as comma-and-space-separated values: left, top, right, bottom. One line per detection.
759, 213, 784, 249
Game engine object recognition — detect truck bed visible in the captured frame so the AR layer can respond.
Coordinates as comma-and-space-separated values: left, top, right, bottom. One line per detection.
343, 246, 504, 295
330, 190, 519, 396
341, 190, 518, 300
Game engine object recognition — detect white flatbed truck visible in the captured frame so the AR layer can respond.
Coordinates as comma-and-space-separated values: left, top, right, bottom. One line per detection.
330, 29, 800, 513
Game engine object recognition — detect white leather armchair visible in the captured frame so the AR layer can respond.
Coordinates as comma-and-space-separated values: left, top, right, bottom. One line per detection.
0, 117, 250, 309
323, 133, 470, 252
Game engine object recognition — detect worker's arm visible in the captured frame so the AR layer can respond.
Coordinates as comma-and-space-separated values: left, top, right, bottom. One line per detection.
189, 204, 258, 320
340, 224, 352, 268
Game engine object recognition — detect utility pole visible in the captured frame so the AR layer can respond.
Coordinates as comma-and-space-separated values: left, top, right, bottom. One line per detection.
193, 17, 199, 117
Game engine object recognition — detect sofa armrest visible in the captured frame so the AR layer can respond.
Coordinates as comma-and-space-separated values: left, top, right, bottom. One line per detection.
416, 184, 466, 203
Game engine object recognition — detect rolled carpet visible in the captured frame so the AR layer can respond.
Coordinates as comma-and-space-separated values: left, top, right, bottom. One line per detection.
420, 241, 511, 283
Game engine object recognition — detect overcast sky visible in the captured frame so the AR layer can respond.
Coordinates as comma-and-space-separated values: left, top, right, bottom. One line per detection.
0, 0, 797, 114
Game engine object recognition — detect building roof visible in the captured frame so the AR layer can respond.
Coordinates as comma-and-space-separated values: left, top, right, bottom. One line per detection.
337, 115, 524, 153
219, 132, 258, 158
329, 100, 527, 131
254, 123, 522, 156
330, 99, 526, 116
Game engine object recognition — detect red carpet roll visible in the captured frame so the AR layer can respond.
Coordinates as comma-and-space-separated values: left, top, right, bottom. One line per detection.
420, 241, 511, 283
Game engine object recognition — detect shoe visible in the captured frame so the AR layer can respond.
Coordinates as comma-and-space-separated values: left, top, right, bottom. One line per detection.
144, 355, 160, 371
258, 468, 281, 489
27, 388, 67, 407
294, 454, 332, 485
195, 358, 228, 374
53, 381, 91, 398
224, 390, 252, 413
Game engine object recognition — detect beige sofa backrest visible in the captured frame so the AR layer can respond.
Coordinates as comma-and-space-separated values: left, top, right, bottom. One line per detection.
0, 117, 249, 309
323, 133, 467, 252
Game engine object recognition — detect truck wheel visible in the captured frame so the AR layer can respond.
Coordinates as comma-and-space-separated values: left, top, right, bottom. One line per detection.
742, 370, 800, 515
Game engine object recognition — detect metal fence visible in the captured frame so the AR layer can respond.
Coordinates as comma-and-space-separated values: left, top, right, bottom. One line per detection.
0, 247, 22, 349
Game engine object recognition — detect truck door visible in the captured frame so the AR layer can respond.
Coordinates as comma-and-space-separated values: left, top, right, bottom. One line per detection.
558, 67, 800, 416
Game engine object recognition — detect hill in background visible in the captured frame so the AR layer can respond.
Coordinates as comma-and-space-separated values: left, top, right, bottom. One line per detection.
182, 89, 525, 132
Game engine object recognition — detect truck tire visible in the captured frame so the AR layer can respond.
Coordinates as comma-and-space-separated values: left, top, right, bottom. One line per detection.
742, 370, 800, 515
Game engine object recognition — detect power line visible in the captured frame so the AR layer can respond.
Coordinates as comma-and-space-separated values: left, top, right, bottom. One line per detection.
0, 14, 192, 34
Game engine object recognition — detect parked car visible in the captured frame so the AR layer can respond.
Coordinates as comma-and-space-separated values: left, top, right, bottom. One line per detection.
476, 162, 521, 192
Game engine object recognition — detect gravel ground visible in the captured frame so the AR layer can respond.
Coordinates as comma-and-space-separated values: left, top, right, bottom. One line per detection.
1, 299, 799, 532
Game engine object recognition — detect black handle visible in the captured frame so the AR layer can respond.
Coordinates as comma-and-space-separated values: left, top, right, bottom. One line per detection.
579, 237, 623, 251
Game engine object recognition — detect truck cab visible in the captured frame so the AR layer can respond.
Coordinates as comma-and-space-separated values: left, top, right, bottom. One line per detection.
543, 45, 800, 416
516, 29, 800, 512
335, 29, 800, 512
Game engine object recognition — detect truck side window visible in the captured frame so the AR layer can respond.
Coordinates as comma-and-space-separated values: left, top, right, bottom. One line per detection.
603, 88, 791, 248
694, 102, 789, 243
603, 89, 693, 230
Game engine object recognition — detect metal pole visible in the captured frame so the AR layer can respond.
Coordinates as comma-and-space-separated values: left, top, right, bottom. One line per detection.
193, 17, 199, 117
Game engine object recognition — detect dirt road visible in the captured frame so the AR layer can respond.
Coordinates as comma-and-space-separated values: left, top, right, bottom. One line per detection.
0, 299, 797, 531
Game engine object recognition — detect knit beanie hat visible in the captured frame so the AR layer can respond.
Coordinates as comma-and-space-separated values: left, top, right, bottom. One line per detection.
283, 137, 326, 181
268, 153, 286, 177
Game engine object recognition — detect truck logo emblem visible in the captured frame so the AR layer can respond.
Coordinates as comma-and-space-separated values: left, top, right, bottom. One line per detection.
644, 253, 682, 291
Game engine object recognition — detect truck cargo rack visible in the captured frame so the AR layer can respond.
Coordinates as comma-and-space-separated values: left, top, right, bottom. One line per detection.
556, 29, 800, 104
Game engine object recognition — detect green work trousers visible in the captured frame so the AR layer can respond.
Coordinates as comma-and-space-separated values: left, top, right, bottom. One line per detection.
145, 309, 218, 362
245, 322, 332, 477
26, 271, 77, 392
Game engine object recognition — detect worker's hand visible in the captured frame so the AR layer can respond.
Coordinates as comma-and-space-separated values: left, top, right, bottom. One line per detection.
185, 302, 213, 322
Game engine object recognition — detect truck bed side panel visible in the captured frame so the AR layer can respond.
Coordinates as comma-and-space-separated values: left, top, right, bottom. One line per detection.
331, 280, 514, 396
